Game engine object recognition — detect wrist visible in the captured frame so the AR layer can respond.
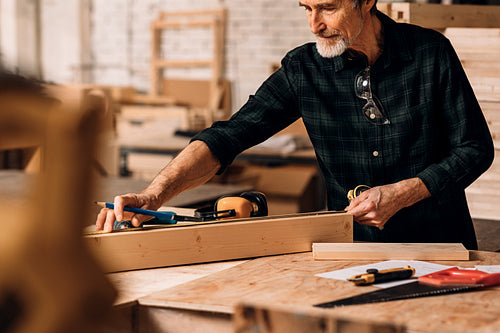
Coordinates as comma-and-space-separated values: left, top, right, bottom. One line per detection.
141, 175, 174, 208
395, 177, 431, 208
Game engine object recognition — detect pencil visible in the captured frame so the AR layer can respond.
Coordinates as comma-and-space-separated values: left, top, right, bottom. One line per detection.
94, 202, 203, 222
95, 202, 176, 220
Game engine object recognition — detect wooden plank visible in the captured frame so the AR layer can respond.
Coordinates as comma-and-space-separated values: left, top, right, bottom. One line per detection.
388, 3, 500, 30
466, 173, 500, 221
85, 212, 352, 273
138, 251, 500, 333
149, 20, 162, 96
79, 0, 92, 82
108, 260, 246, 307
159, 9, 226, 19
129, 93, 177, 105
443, 28, 500, 103
312, 243, 469, 261
16, 0, 43, 78
234, 302, 406, 333
154, 59, 213, 68
469, 77, 500, 102
445, 27, 500, 38
153, 20, 216, 28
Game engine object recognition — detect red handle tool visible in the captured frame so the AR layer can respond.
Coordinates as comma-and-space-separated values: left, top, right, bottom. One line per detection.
418, 267, 500, 287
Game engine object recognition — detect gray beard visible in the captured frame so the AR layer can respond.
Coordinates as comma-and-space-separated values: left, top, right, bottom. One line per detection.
315, 18, 364, 58
315, 37, 349, 58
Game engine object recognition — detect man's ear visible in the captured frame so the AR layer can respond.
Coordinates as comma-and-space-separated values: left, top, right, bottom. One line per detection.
364, 0, 376, 13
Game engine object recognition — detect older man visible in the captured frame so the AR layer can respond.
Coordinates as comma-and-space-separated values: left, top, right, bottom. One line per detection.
97, 0, 493, 250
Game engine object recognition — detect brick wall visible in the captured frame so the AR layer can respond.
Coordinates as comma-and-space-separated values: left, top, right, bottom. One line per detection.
89, 0, 313, 113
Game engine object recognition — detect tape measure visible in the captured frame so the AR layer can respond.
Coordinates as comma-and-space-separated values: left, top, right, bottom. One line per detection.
347, 185, 386, 231
347, 185, 371, 202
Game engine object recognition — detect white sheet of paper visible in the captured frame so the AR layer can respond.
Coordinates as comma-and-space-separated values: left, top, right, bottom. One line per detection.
315, 260, 454, 288
474, 265, 500, 273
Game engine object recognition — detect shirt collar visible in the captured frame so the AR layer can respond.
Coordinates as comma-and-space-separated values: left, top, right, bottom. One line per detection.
322, 10, 413, 72
377, 11, 413, 69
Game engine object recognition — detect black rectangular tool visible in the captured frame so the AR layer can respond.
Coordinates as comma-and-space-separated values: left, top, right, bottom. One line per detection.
347, 266, 415, 285
314, 281, 482, 308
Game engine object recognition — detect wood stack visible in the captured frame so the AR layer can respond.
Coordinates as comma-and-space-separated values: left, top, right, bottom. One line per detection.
378, 3, 500, 221
379, 3, 500, 31
444, 28, 500, 221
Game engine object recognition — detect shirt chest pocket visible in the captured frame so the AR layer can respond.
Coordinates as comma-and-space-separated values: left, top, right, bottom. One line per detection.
390, 99, 437, 162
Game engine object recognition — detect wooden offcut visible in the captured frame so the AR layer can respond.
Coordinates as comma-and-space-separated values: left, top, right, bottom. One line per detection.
313, 243, 469, 261
85, 211, 352, 273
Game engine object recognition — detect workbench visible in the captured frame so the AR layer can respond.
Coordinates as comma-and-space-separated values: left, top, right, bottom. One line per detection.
118, 133, 318, 176
116, 107, 318, 176
0, 170, 251, 222
101, 250, 500, 333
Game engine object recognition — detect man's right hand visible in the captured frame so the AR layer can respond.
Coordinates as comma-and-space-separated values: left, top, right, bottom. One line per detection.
95, 141, 222, 233
95, 192, 161, 233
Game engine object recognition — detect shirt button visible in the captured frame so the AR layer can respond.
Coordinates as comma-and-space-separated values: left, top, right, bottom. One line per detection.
373, 151, 379, 157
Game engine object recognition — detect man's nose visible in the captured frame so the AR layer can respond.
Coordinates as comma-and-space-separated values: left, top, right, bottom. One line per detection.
309, 11, 326, 35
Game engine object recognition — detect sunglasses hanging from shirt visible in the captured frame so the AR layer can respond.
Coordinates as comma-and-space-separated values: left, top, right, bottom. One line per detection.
355, 66, 391, 125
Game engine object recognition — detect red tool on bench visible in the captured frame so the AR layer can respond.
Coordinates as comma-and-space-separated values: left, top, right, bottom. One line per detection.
314, 267, 500, 308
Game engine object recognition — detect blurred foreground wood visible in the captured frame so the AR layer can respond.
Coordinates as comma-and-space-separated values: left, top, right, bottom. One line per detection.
0, 88, 116, 333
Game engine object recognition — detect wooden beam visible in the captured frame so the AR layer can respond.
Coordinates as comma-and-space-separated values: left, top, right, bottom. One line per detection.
78, 0, 92, 83
159, 9, 227, 19
129, 93, 177, 105
153, 20, 216, 29
154, 59, 213, 68
85, 212, 353, 273
378, 3, 500, 30
313, 243, 469, 261
16, 0, 43, 78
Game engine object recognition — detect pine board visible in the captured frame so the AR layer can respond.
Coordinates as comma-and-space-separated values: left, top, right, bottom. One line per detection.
86, 212, 352, 273
312, 243, 469, 261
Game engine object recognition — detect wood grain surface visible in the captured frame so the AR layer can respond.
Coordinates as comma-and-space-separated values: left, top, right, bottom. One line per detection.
139, 251, 500, 333
86, 211, 352, 273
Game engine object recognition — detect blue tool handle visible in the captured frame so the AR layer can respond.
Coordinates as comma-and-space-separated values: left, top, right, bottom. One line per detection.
144, 217, 178, 225
103, 202, 176, 220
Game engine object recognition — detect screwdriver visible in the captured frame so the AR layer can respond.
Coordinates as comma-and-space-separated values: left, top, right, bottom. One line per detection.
347, 266, 415, 286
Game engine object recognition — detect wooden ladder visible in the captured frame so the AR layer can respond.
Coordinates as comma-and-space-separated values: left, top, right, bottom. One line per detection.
150, 9, 227, 128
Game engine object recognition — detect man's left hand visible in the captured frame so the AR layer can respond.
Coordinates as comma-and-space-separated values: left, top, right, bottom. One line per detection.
345, 178, 431, 230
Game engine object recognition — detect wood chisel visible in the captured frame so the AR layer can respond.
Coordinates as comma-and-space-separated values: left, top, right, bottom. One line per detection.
347, 266, 415, 285
314, 267, 500, 308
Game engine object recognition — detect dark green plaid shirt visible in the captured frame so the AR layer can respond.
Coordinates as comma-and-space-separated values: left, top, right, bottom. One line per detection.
193, 12, 493, 249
